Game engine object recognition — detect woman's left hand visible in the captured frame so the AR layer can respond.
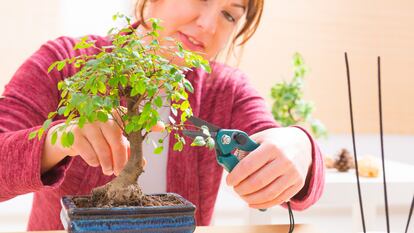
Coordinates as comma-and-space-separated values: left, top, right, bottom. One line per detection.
226, 127, 312, 209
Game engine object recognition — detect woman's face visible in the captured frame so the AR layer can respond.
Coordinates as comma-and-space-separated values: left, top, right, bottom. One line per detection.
142, 0, 247, 62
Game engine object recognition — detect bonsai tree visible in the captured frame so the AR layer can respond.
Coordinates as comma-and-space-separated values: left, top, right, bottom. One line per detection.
271, 53, 327, 138
29, 15, 214, 207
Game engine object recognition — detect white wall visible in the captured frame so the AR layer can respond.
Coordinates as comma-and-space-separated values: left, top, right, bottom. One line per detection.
0, 0, 60, 94
0, 0, 132, 94
60, 0, 133, 37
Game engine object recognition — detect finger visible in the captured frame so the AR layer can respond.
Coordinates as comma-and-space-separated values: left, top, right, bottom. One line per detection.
83, 125, 114, 176
248, 129, 270, 143
240, 174, 292, 205
100, 122, 128, 176
150, 121, 165, 132
233, 159, 287, 196
125, 137, 131, 159
248, 184, 300, 209
142, 157, 147, 168
71, 133, 100, 167
226, 143, 281, 187
111, 107, 126, 125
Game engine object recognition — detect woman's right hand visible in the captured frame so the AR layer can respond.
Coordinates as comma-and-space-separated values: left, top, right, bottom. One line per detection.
41, 118, 129, 176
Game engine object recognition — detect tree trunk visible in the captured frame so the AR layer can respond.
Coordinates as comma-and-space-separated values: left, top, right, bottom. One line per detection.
91, 97, 145, 206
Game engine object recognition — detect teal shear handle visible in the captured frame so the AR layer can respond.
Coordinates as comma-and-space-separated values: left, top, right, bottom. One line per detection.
216, 129, 259, 172
216, 129, 267, 212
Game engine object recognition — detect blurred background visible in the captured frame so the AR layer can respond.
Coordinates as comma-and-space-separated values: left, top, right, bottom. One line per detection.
0, 0, 413, 232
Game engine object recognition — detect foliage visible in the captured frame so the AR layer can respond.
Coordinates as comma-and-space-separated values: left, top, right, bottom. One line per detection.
271, 53, 327, 138
29, 14, 214, 153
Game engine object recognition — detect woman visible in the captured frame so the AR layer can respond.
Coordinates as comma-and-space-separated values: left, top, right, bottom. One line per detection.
0, 0, 324, 230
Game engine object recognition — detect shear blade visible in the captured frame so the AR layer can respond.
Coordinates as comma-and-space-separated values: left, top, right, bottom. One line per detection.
187, 116, 221, 132
182, 130, 208, 139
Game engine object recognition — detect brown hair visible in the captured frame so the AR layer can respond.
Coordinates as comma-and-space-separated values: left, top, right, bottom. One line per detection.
135, 0, 264, 46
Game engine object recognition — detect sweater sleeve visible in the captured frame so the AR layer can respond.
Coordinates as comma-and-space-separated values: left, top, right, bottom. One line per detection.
229, 72, 324, 210
0, 38, 76, 201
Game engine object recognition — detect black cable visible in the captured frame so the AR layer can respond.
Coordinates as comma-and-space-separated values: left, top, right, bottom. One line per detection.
287, 202, 295, 233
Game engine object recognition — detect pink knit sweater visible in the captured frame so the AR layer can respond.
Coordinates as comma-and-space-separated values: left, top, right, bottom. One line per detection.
0, 36, 324, 231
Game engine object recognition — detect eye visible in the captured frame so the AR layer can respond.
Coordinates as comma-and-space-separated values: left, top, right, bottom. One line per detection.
222, 11, 236, 23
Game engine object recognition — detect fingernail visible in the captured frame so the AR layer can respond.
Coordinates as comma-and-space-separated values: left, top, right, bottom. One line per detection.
103, 169, 113, 176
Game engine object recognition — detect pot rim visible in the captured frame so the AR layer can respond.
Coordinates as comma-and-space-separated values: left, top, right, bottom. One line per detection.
62, 192, 196, 216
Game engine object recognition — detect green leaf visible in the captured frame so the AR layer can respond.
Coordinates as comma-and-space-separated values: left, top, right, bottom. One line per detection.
136, 80, 146, 94
48, 61, 59, 73
66, 131, 75, 146
125, 123, 135, 134
200, 61, 211, 73
183, 79, 194, 93
171, 107, 178, 116
120, 75, 128, 87
48, 111, 57, 119
206, 137, 215, 149
58, 106, 66, 115
29, 130, 38, 140
130, 87, 140, 97
154, 96, 163, 108
180, 114, 187, 123
201, 125, 210, 137
191, 136, 206, 147
37, 128, 45, 140
42, 119, 52, 130
97, 82, 106, 94
97, 111, 109, 122
78, 116, 87, 128
51, 131, 58, 145
173, 141, 184, 151
168, 116, 176, 124
154, 146, 164, 154
180, 100, 190, 111
175, 51, 184, 58
61, 132, 68, 147
63, 105, 71, 116
57, 61, 66, 71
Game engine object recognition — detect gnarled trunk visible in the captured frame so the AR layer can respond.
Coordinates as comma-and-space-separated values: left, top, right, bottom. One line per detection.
91, 97, 145, 207
91, 130, 145, 207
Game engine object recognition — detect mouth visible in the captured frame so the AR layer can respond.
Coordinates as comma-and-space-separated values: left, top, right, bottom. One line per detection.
177, 32, 205, 52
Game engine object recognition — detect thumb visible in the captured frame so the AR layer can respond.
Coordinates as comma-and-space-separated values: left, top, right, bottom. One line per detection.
142, 157, 147, 168
249, 130, 266, 143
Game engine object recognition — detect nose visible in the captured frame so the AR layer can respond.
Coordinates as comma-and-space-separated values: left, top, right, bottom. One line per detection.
196, 9, 219, 35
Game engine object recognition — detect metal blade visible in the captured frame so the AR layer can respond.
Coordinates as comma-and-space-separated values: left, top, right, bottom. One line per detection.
182, 130, 217, 139
182, 130, 206, 139
187, 116, 221, 132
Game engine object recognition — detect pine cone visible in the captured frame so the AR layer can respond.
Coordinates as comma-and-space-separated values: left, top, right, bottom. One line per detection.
334, 149, 354, 172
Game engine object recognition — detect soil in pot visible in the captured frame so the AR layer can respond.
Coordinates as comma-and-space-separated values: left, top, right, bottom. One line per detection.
74, 184, 184, 208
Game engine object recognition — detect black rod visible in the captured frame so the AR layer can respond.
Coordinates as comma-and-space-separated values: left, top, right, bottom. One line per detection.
405, 194, 414, 233
377, 56, 390, 232
345, 53, 366, 232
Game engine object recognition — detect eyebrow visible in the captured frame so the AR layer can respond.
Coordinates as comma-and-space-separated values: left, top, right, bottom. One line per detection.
231, 3, 246, 12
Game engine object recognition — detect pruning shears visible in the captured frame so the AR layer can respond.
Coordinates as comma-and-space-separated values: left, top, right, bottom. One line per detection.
183, 116, 260, 173
183, 116, 268, 212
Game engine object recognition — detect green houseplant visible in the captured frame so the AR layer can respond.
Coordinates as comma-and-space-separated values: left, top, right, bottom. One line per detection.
29, 15, 214, 233
271, 53, 327, 138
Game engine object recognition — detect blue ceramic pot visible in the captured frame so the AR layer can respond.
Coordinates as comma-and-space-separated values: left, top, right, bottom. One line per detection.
60, 193, 196, 233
